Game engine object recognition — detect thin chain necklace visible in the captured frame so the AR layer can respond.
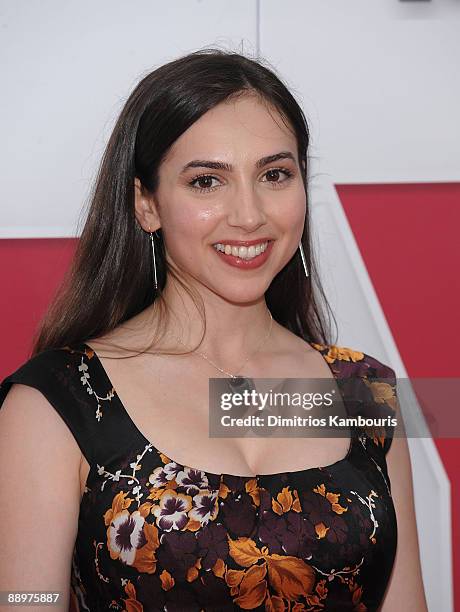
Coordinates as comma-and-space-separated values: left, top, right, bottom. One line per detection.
168, 310, 273, 379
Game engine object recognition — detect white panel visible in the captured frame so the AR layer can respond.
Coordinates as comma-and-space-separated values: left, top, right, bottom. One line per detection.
310, 178, 453, 611
0, 0, 257, 238
259, 0, 460, 184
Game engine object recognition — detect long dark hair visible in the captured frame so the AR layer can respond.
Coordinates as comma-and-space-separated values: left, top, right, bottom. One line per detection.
31, 48, 337, 358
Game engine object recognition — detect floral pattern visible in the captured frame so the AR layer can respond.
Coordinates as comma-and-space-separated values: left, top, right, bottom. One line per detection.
0, 342, 399, 611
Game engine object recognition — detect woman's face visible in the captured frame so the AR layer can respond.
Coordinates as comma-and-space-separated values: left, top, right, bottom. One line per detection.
143, 94, 306, 304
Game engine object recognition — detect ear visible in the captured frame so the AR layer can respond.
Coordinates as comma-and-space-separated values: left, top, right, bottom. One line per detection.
134, 177, 161, 233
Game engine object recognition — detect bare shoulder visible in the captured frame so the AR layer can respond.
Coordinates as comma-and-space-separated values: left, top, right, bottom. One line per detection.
0, 383, 81, 599
0, 383, 82, 466
86, 313, 154, 357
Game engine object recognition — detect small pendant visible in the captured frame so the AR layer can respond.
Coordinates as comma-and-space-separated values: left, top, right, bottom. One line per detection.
227, 375, 256, 394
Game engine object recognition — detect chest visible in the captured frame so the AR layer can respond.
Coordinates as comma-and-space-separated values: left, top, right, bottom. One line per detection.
79, 346, 351, 498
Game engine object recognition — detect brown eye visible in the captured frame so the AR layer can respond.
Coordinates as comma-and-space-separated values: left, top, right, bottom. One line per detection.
189, 174, 220, 192
266, 169, 281, 182
196, 176, 214, 189
262, 167, 294, 187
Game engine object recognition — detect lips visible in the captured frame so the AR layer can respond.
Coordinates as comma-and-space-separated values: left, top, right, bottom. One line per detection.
211, 239, 275, 270
212, 238, 274, 247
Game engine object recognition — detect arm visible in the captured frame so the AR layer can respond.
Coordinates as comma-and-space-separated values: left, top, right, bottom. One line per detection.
379, 424, 429, 610
0, 384, 82, 612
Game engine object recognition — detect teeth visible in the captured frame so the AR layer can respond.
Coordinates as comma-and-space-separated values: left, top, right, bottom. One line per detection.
213, 241, 270, 260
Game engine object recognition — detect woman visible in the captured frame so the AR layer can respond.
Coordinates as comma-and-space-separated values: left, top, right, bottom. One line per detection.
0, 49, 427, 611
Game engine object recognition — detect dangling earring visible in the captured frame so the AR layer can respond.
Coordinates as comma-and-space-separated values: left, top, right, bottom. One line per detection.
148, 227, 160, 290
298, 241, 309, 278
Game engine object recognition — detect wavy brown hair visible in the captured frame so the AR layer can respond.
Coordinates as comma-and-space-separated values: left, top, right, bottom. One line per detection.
31, 48, 337, 359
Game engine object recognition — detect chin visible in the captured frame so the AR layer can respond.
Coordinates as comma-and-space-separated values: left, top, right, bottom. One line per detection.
210, 283, 271, 305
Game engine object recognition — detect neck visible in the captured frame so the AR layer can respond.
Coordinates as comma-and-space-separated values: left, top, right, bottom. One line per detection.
150, 276, 275, 366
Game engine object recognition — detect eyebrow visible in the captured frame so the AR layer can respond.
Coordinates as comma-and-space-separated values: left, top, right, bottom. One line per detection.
179, 151, 296, 174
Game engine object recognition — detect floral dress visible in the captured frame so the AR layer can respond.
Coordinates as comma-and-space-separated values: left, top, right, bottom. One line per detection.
0, 342, 398, 611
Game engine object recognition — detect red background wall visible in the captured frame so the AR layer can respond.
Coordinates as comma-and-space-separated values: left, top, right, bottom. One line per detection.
337, 182, 460, 610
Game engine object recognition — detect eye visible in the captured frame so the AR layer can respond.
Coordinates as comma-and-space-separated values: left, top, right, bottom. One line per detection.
188, 174, 221, 193
262, 167, 294, 187
187, 167, 295, 194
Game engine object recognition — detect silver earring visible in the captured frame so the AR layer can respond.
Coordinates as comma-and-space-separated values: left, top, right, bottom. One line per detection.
298, 241, 309, 278
149, 228, 159, 290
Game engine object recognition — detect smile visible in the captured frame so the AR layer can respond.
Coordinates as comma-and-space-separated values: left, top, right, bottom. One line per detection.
212, 241, 270, 260
211, 240, 275, 270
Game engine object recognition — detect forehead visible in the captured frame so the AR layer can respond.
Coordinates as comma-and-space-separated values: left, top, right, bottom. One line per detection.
164, 95, 297, 166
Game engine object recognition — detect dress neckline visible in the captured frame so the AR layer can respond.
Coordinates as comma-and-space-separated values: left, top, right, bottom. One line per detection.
74, 340, 356, 480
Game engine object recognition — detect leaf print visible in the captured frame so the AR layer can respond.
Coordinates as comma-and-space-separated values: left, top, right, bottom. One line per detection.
158, 451, 172, 464
245, 478, 261, 506
225, 567, 246, 591
147, 485, 171, 503
233, 563, 268, 609
155, 530, 198, 582
324, 515, 348, 544
291, 494, 302, 513
185, 556, 203, 583
315, 579, 327, 598
259, 503, 318, 559
184, 518, 201, 532
228, 536, 264, 567
219, 480, 231, 499
371, 430, 386, 449
266, 554, 316, 599
351, 582, 364, 604
137, 502, 153, 519
326, 345, 365, 364
276, 487, 293, 512
219, 491, 258, 537
304, 578, 329, 608
264, 594, 288, 611
103, 490, 134, 526
122, 580, 143, 612
301, 488, 335, 525
272, 497, 284, 516
348, 577, 368, 611
315, 522, 329, 539
131, 522, 160, 574
159, 569, 175, 591
312, 483, 326, 497
362, 377, 396, 411
313, 483, 348, 514
272, 486, 301, 515
212, 558, 226, 578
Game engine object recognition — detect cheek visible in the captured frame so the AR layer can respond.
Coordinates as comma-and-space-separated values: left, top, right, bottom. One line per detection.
165, 191, 209, 225
162, 198, 218, 252
273, 188, 306, 230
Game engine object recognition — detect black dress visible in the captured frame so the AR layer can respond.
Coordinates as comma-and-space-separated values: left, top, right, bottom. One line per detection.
0, 342, 398, 611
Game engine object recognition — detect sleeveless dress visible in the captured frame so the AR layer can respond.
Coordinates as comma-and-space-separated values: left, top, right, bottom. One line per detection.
0, 342, 398, 612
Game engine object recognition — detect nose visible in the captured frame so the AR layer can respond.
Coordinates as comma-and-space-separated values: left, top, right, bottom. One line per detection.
226, 182, 267, 232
